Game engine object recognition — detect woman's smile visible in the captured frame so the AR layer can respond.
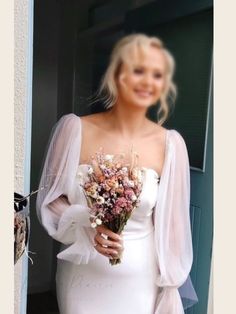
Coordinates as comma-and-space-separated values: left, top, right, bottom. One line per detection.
133, 89, 153, 97
116, 46, 166, 109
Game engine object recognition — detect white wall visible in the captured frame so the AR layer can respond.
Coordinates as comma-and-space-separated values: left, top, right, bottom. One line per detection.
14, 0, 33, 313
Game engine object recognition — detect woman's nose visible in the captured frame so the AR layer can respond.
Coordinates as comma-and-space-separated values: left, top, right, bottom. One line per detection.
141, 74, 153, 86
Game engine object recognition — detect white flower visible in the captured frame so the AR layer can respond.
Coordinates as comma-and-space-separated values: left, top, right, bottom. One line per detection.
104, 154, 113, 161
76, 171, 83, 178
96, 196, 105, 204
128, 180, 134, 188
75, 171, 88, 185
95, 218, 102, 225
122, 167, 128, 172
100, 164, 106, 170
90, 191, 98, 199
131, 195, 137, 201
123, 177, 129, 183
91, 222, 97, 228
88, 167, 94, 175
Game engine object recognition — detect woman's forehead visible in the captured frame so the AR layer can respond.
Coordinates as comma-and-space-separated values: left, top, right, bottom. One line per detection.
121, 45, 166, 71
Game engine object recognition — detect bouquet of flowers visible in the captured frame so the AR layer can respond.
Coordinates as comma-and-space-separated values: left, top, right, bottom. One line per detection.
81, 149, 143, 265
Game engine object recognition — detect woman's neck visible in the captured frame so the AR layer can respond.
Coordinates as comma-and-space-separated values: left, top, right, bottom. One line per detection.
104, 103, 149, 140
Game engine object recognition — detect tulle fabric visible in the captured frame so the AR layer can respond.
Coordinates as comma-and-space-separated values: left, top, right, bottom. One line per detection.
36, 113, 198, 312
153, 130, 198, 312
36, 114, 97, 264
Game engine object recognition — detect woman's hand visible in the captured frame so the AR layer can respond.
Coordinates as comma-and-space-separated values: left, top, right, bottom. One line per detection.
94, 225, 124, 259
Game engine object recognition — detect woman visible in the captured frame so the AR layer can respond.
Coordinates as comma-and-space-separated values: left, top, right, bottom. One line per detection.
36, 34, 198, 314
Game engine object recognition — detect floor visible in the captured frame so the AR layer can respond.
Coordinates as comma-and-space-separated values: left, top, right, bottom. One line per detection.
27, 291, 59, 314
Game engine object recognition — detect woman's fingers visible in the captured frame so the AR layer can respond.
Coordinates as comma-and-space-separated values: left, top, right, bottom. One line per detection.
93, 225, 124, 259
94, 241, 120, 259
95, 233, 123, 250
96, 225, 122, 241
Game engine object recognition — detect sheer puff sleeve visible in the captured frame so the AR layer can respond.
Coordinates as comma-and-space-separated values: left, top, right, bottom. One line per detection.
154, 130, 198, 313
36, 114, 97, 264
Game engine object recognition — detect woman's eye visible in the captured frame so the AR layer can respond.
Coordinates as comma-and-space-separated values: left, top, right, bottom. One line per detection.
154, 73, 163, 79
133, 68, 144, 75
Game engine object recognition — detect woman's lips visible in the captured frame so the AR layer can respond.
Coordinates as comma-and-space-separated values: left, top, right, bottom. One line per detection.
134, 90, 152, 97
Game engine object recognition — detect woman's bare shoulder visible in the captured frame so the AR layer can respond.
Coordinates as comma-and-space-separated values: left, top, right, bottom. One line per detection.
80, 112, 106, 127
146, 119, 167, 141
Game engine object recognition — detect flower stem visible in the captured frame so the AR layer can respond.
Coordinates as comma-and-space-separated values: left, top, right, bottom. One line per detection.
109, 257, 121, 265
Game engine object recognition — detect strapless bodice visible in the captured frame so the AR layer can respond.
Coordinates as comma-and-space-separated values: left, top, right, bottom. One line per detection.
68, 164, 160, 240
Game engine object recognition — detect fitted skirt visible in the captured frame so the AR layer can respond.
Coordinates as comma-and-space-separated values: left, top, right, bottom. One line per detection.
56, 230, 159, 314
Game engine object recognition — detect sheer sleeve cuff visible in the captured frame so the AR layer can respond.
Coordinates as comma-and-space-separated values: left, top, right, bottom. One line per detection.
56, 204, 91, 236
44, 203, 91, 241
43, 204, 98, 265
57, 227, 97, 264
155, 287, 184, 314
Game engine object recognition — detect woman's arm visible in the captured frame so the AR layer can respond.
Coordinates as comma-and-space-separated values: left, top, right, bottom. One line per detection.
36, 114, 124, 263
154, 130, 194, 314
36, 114, 98, 264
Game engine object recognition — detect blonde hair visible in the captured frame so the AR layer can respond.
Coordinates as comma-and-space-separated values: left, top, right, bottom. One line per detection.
97, 33, 177, 125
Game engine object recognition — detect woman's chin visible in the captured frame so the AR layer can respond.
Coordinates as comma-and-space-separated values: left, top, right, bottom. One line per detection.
129, 99, 154, 110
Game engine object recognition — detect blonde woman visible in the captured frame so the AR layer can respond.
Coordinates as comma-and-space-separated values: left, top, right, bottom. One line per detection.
36, 34, 198, 314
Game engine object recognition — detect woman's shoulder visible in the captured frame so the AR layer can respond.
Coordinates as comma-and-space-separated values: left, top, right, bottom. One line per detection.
148, 120, 187, 151
80, 112, 113, 138
56, 112, 102, 130
57, 113, 80, 125
165, 129, 188, 156
80, 112, 106, 127
167, 129, 187, 146
57, 112, 103, 122
148, 120, 183, 139
53, 113, 81, 138
146, 120, 168, 145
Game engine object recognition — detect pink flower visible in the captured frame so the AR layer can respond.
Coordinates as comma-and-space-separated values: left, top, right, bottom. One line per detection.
125, 201, 133, 212
115, 197, 127, 208
124, 188, 135, 200
112, 205, 122, 215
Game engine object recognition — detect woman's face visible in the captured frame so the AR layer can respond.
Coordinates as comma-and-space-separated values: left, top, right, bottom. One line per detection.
116, 46, 166, 110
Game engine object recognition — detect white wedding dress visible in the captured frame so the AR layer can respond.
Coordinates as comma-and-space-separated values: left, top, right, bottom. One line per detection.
36, 114, 198, 314
56, 165, 160, 314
